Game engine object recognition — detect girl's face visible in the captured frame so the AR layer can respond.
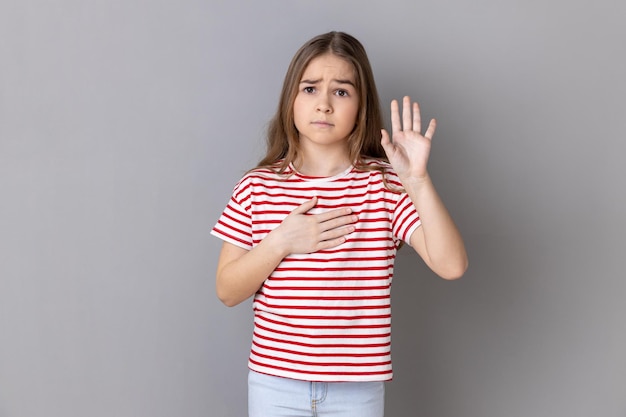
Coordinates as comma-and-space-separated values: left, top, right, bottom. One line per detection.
293, 53, 359, 153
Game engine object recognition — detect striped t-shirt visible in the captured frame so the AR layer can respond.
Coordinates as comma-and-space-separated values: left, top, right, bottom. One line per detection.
211, 160, 421, 382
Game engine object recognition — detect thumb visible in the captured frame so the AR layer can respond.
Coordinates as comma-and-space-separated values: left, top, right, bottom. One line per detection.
380, 129, 393, 158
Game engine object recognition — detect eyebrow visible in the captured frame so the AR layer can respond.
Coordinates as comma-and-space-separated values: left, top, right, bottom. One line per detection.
299, 78, 356, 87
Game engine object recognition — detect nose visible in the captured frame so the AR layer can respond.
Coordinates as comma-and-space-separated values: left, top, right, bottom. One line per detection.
316, 95, 332, 113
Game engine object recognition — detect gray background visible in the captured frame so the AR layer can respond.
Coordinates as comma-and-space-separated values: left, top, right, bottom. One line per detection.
1, 0, 624, 416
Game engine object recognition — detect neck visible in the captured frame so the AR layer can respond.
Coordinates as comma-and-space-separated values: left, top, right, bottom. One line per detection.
294, 148, 352, 177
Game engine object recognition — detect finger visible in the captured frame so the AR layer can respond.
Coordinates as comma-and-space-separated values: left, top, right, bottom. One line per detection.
424, 118, 437, 140
316, 235, 348, 251
380, 129, 394, 158
315, 207, 354, 224
320, 213, 358, 232
291, 196, 317, 215
402, 96, 411, 131
390, 100, 401, 134
380, 128, 390, 145
318, 225, 355, 247
412, 102, 421, 133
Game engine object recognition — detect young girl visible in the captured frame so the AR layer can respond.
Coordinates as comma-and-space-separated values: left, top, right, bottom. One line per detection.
211, 31, 467, 417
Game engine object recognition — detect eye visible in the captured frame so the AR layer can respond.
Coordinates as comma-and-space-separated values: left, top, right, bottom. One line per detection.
335, 89, 350, 97
303, 86, 315, 94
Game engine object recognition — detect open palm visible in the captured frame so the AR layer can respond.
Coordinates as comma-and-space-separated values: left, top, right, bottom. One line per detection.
381, 96, 436, 180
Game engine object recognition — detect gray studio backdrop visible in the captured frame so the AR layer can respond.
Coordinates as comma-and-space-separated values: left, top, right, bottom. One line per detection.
1, 1, 624, 416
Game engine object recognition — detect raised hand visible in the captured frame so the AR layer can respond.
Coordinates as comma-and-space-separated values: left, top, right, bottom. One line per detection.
380, 96, 436, 181
274, 197, 358, 255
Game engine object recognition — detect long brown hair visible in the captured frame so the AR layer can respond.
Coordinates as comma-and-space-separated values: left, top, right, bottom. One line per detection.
255, 31, 388, 175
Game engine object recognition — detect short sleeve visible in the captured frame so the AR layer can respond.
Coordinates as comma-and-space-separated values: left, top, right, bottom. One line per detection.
211, 180, 253, 250
392, 193, 421, 245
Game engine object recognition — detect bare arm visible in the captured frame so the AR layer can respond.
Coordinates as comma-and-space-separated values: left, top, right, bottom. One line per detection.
381, 96, 468, 280
405, 175, 467, 279
215, 196, 358, 306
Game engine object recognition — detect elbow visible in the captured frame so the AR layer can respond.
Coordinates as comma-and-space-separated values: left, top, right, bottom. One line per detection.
217, 293, 242, 308
216, 267, 260, 307
215, 279, 243, 308
437, 258, 469, 281
217, 291, 233, 307
215, 266, 242, 307
439, 269, 465, 280
216, 286, 243, 307
219, 297, 240, 308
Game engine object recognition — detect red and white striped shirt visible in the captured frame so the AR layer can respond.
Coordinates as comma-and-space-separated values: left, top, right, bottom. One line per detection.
211, 160, 420, 382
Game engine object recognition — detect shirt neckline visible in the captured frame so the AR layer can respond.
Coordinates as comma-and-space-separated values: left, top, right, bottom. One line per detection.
289, 163, 354, 182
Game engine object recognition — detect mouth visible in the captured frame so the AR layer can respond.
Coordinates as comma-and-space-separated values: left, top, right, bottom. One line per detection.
311, 121, 334, 127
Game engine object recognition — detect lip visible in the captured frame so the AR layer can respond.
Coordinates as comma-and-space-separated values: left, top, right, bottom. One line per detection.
311, 121, 334, 127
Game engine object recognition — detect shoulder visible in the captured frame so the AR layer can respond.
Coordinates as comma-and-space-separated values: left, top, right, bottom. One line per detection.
357, 158, 402, 185
360, 158, 393, 172
247, 160, 293, 177
233, 162, 292, 190
351, 158, 405, 194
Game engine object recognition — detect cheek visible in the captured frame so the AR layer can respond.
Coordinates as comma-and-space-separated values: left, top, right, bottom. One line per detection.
293, 96, 306, 119
347, 104, 360, 125
292, 101, 308, 132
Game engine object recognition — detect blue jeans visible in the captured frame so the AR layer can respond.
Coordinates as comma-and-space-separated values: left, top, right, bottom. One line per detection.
248, 370, 385, 417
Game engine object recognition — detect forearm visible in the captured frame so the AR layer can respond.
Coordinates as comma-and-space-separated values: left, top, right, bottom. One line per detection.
216, 234, 288, 307
403, 174, 468, 279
